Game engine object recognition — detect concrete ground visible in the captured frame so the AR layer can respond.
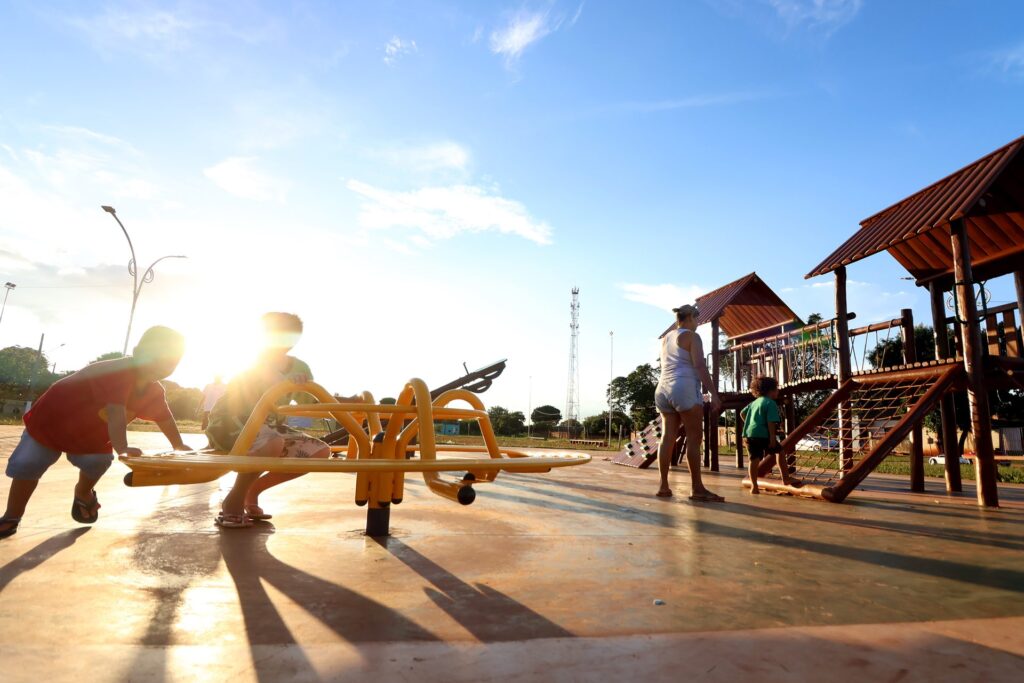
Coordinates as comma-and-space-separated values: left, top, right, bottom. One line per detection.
1, 424, 1023, 682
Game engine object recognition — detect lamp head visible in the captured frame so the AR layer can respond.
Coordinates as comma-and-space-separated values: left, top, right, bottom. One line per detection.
101, 205, 116, 214
4, 282, 14, 290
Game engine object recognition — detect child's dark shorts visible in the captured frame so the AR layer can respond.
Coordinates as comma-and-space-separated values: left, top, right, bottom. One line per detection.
745, 437, 777, 461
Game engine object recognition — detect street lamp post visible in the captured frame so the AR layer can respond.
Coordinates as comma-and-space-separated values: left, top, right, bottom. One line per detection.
608, 331, 614, 444
0, 281, 16, 329
101, 206, 186, 355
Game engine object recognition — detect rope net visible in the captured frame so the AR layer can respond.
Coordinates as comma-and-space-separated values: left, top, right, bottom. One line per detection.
789, 375, 937, 487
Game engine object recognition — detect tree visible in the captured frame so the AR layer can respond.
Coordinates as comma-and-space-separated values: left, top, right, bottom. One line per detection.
161, 380, 203, 421
487, 405, 526, 436
607, 363, 658, 430
531, 405, 561, 435
0, 346, 49, 386
867, 324, 936, 369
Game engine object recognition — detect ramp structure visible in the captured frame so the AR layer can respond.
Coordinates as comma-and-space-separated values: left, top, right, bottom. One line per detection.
748, 361, 963, 501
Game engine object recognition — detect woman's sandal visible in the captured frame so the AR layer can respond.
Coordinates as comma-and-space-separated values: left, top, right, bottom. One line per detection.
215, 513, 253, 529
71, 492, 100, 524
0, 517, 21, 539
688, 491, 726, 503
655, 489, 673, 498
243, 505, 273, 521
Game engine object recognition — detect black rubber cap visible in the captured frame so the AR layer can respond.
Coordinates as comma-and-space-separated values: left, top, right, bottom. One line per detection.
457, 486, 476, 506
462, 472, 476, 481
355, 499, 368, 507
123, 472, 134, 487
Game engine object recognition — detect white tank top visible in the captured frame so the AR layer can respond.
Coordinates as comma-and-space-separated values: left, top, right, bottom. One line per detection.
660, 328, 696, 384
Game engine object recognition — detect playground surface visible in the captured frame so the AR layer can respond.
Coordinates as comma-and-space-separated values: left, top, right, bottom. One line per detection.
1, 425, 1023, 682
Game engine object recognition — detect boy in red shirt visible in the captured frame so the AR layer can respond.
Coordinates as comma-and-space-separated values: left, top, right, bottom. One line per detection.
0, 326, 189, 538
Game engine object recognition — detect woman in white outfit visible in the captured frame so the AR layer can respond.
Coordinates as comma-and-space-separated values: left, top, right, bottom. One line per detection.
654, 304, 723, 501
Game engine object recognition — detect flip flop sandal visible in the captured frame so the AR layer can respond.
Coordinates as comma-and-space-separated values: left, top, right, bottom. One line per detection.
655, 490, 673, 498
243, 505, 273, 521
71, 493, 100, 524
0, 517, 21, 539
688, 492, 726, 503
215, 513, 253, 529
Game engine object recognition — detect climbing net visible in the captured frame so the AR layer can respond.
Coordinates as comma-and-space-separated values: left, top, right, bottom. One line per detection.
789, 374, 938, 487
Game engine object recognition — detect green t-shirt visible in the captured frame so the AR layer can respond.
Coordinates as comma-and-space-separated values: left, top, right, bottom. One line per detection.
741, 396, 781, 439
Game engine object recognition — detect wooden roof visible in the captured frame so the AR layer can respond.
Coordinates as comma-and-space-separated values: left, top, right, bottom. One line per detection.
660, 272, 801, 340
807, 135, 1024, 284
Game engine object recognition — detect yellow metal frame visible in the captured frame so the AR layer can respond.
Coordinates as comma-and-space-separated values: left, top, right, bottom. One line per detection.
120, 378, 590, 509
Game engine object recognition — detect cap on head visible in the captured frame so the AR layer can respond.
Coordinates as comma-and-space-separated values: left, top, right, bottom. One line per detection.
673, 304, 699, 323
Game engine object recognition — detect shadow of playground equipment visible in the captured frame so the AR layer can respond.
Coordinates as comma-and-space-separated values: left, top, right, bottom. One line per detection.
0, 527, 90, 594
375, 536, 574, 643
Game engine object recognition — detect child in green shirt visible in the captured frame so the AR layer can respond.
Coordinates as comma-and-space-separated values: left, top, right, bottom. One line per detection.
740, 376, 799, 494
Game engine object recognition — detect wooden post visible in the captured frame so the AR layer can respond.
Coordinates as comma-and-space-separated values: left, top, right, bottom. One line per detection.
734, 345, 745, 468
835, 266, 854, 473
1015, 271, 1024, 350
901, 308, 925, 492
950, 218, 998, 507
710, 319, 720, 472
735, 408, 744, 468
929, 282, 962, 492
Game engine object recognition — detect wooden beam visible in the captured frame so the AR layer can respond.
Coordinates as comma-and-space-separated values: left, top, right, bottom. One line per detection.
930, 281, 962, 493
710, 319, 720, 472
950, 218, 999, 507
901, 308, 925, 493
835, 266, 853, 473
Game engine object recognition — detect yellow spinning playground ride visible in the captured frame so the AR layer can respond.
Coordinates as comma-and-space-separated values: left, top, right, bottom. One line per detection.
120, 378, 591, 535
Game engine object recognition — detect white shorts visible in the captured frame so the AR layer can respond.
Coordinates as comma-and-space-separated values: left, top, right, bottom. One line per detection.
655, 378, 703, 413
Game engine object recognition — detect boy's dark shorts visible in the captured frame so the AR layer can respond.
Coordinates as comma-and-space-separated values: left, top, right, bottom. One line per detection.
745, 437, 778, 461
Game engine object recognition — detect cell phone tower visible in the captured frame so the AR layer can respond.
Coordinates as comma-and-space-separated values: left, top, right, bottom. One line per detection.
564, 287, 581, 437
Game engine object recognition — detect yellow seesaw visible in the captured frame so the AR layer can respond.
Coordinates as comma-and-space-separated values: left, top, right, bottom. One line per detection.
120, 378, 590, 535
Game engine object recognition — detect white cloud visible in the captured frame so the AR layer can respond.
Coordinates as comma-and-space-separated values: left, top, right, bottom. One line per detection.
706, 0, 861, 37
490, 10, 553, 66
376, 141, 470, 173
69, 8, 194, 58
619, 283, 705, 312
346, 180, 553, 245
988, 43, 1024, 79
766, 0, 862, 33
614, 90, 776, 113
203, 157, 289, 202
570, 2, 586, 27
384, 36, 417, 65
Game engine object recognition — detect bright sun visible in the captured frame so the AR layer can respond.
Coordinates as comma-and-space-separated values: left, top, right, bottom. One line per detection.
170, 312, 263, 389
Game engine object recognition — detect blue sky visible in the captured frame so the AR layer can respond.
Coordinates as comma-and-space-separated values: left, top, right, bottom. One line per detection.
1, 0, 1022, 418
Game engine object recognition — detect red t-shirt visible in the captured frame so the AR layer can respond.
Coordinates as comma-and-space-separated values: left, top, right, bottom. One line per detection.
24, 360, 172, 455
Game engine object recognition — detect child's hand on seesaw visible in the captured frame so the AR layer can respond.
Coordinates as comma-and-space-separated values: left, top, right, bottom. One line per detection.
122, 447, 143, 457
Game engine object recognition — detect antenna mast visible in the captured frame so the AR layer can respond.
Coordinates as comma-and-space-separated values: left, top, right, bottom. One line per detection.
564, 287, 580, 436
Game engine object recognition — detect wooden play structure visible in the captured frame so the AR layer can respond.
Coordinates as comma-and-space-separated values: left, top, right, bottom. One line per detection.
619, 136, 1024, 508
120, 377, 590, 535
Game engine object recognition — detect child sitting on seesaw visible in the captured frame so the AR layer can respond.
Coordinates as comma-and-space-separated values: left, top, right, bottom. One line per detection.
0, 326, 189, 538
208, 312, 356, 528
741, 376, 799, 494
